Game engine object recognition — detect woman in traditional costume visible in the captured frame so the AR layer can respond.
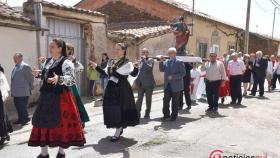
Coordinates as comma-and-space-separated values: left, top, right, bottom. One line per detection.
66, 43, 90, 128
218, 58, 230, 104
0, 65, 13, 146
28, 39, 85, 158
90, 43, 139, 142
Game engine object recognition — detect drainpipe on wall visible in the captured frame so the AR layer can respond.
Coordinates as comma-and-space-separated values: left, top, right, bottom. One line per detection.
33, 0, 42, 67
235, 32, 239, 51
277, 43, 280, 55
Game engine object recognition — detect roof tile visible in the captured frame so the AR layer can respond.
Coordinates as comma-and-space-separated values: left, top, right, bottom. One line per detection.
0, 2, 32, 23
109, 25, 172, 41
39, 0, 105, 17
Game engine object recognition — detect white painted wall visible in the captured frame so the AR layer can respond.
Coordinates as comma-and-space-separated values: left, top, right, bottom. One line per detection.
0, 26, 37, 84
140, 33, 175, 86
0, 26, 39, 110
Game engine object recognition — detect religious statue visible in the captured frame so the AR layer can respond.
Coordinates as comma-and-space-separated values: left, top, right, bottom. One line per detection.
170, 16, 190, 56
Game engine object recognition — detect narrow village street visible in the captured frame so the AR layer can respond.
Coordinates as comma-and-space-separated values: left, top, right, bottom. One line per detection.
1, 0, 280, 158
1, 88, 280, 158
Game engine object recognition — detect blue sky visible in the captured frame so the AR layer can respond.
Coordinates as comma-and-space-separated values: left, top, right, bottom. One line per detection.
7, 0, 280, 38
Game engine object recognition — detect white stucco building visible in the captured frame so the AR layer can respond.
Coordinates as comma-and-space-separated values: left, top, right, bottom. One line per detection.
0, 0, 108, 110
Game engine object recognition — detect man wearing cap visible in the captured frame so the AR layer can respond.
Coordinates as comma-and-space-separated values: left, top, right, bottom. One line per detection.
159, 47, 186, 121
201, 52, 227, 113
228, 52, 246, 105
135, 48, 155, 119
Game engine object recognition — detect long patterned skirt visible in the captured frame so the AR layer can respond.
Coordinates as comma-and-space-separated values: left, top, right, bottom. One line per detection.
28, 90, 86, 148
71, 84, 90, 123
0, 91, 13, 137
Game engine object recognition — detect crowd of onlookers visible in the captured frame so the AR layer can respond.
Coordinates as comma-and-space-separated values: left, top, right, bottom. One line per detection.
1, 43, 280, 157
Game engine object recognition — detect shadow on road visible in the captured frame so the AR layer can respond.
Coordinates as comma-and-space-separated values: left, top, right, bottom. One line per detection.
139, 118, 152, 125
152, 116, 202, 131
200, 112, 227, 119
219, 103, 247, 109
72, 136, 137, 158
245, 95, 269, 100
178, 109, 191, 115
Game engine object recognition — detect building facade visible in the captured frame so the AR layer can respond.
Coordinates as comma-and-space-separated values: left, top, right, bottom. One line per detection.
0, 0, 108, 110
76, 0, 240, 58
76, 0, 280, 56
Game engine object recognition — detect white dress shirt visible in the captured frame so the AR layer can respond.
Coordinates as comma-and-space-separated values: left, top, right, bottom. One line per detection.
228, 60, 246, 76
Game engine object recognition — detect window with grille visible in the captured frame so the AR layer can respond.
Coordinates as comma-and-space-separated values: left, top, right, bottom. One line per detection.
199, 43, 208, 58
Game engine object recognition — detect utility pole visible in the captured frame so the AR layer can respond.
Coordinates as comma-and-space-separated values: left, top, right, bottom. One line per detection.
191, 0, 195, 35
244, 0, 251, 54
272, 7, 277, 40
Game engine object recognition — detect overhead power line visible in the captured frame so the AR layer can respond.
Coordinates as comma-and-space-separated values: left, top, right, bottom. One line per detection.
254, 0, 274, 13
270, 0, 280, 8
272, 0, 280, 7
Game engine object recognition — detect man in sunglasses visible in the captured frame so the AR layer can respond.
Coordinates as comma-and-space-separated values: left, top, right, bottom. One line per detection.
201, 52, 227, 113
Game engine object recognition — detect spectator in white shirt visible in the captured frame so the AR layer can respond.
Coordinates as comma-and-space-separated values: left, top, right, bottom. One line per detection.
228, 52, 246, 105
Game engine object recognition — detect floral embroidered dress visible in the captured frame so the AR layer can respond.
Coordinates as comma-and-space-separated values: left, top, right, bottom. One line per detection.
71, 59, 89, 123
28, 56, 85, 148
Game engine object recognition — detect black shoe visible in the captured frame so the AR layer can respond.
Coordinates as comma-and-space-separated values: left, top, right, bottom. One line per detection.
37, 154, 49, 158
249, 93, 255, 96
170, 117, 177, 121
110, 136, 120, 142
6, 135, 10, 141
56, 153, 65, 158
186, 106, 191, 110
221, 98, 225, 104
0, 137, 6, 145
21, 118, 31, 125
144, 115, 150, 119
212, 109, 219, 114
120, 129, 123, 136
205, 108, 213, 113
237, 102, 242, 105
259, 94, 264, 97
230, 101, 236, 105
21, 121, 29, 126
161, 116, 170, 121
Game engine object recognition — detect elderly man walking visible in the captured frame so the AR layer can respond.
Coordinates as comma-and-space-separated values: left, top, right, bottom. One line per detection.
250, 51, 268, 97
11, 53, 34, 126
135, 48, 156, 118
228, 52, 246, 105
202, 52, 227, 113
159, 48, 186, 121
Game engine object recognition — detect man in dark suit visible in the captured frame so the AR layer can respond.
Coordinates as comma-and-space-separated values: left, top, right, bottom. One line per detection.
179, 62, 192, 111
159, 48, 186, 121
250, 51, 268, 97
135, 48, 155, 118
11, 53, 34, 125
